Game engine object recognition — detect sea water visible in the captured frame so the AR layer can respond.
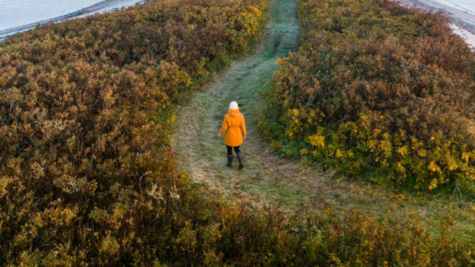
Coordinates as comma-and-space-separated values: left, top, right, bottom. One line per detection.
433, 0, 475, 16
0, 0, 103, 31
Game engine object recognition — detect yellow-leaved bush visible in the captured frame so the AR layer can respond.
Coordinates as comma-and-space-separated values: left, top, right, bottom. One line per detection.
260, 0, 475, 191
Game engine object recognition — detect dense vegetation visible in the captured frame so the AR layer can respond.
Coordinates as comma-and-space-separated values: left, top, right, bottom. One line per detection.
0, 0, 473, 265
0, 0, 267, 264
260, 0, 475, 191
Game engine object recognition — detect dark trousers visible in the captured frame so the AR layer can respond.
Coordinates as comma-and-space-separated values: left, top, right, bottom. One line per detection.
226, 146, 241, 155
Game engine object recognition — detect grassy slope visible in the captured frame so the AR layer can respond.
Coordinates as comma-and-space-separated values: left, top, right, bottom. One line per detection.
172, 0, 474, 241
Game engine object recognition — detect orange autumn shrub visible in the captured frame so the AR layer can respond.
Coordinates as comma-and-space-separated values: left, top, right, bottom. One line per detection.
260, 0, 475, 191
0, 0, 267, 264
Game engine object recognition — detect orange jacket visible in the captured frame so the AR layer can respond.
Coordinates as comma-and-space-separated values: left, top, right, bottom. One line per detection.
220, 109, 246, 147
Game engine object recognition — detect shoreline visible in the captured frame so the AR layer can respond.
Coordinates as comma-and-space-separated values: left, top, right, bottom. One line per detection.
0, 0, 150, 41
2, 0, 474, 51
392, 0, 475, 50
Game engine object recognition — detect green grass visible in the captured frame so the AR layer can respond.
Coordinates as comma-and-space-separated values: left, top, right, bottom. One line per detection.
172, 0, 475, 242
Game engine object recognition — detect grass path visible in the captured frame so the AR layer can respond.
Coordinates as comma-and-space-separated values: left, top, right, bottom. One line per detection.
172, 0, 474, 240
173, 0, 308, 206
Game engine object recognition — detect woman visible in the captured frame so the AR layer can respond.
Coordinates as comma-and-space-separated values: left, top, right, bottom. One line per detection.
218, 101, 247, 169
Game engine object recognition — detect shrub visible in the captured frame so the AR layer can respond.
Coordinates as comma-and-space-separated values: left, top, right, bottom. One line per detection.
0, 0, 268, 264
260, 0, 475, 191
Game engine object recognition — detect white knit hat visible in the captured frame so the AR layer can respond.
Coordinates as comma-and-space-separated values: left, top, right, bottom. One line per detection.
229, 101, 239, 110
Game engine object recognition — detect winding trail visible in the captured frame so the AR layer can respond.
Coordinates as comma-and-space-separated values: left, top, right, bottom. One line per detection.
172, 0, 474, 239
173, 0, 317, 207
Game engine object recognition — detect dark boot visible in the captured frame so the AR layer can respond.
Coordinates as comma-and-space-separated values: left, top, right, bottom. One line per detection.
227, 154, 233, 168
236, 152, 244, 169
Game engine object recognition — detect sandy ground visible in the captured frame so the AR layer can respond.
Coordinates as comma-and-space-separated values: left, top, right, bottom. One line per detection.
0, 0, 150, 41
393, 0, 475, 50
450, 23, 475, 50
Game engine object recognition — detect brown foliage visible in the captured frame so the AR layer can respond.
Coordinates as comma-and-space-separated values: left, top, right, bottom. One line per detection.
261, 0, 475, 191
0, 0, 267, 264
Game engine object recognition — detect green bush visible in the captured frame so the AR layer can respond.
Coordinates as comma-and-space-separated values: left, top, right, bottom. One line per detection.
260, 0, 475, 191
